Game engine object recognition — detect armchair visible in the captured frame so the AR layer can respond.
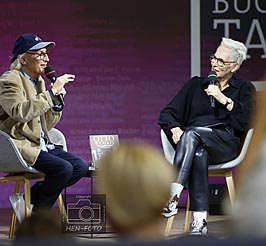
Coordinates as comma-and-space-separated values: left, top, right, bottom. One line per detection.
0, 128, 67, 239
160, 128, 254, 236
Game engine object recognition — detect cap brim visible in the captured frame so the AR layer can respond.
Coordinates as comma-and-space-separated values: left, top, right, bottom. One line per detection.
29, 41, 55, 51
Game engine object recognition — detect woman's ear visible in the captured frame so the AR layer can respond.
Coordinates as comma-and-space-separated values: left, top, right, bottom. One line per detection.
231, 63, 240, 73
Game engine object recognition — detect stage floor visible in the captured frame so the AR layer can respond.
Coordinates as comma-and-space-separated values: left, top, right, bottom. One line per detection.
0, 207, 230, 245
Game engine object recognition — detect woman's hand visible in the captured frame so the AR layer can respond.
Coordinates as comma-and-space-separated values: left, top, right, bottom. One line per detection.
204, 84, 227, 104
171, 127, 184, 144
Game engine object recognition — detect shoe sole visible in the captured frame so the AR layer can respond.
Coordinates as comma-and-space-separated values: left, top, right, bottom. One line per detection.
190, 228, 208, 236
190, 231, 208, 236
162, 209, 178, 218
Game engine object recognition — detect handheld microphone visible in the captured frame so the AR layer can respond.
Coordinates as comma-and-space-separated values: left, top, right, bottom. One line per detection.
44, 65, 65, 107
207, 71, 217, 108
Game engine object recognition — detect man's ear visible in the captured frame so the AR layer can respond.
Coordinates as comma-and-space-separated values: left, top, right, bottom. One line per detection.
18, 55, 27, 65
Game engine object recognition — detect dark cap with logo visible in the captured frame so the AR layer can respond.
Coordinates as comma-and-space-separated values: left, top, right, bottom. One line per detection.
11, 33, 55, 63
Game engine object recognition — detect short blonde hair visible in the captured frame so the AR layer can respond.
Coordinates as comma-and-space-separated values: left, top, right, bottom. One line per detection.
97, 141, 175, 232
220, 37, 247, 65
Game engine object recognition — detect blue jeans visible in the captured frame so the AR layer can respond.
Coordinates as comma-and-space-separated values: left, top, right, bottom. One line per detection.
31, 146, 88, 210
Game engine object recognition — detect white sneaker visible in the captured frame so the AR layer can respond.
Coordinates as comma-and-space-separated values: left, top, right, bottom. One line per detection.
9, 193, 33, 223
190, 219, 208, 235
162, 194, 179, 218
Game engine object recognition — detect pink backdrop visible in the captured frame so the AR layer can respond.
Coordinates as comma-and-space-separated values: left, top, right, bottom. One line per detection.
0, 0, 265, 208
0, 0, 189, 207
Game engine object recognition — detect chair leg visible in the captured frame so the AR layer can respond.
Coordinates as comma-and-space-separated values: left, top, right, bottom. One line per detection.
57, 194, 68, 224
184, 195, 191, 232
164, 216, 175, 236
9, 178, 69, 239
9, 180, 22, 239
225, 171, 235, 204
23, 178, 32, 218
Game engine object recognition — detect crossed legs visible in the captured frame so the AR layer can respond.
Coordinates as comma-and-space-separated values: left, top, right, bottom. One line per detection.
163, 126, 239, 233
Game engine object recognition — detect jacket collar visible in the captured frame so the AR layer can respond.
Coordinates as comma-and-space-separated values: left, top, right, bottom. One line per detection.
20, 68, 39, 85
202, 75, 240, 88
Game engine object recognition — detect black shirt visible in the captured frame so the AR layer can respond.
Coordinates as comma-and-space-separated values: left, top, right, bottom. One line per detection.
158, 76, 256, 141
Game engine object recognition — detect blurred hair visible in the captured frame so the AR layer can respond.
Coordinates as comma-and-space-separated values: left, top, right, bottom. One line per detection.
236, 90, 266, 187
220, 37, 247, 65
15, 208, 63, 240
97, 141, 175, 233
228, 90, 266, 237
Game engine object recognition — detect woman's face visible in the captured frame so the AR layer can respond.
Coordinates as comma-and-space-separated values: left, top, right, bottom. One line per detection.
211, 46, 239, 81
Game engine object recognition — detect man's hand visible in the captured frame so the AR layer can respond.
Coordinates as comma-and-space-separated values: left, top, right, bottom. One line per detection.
51, 74, 75, 96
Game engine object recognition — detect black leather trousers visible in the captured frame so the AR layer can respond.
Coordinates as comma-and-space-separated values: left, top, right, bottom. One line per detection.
173, 126, 239, 211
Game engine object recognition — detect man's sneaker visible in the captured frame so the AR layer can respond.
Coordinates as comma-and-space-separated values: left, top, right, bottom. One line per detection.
162, 194, 179, 218
190, 219, 208, 235
9, 193, 25, 223
9, 193, 33, 223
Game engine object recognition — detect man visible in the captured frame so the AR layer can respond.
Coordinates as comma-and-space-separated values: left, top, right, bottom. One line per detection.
158, 37, 256, 235
0, 33, 88, 222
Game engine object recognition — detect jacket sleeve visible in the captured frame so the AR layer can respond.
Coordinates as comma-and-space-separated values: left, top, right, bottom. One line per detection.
158, 77, 198, 135
229, 81, 256, 132
0, 71, 61, 123
38, 80, 62, 131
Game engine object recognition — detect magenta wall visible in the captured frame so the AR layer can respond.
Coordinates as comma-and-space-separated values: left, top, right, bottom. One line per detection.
0, 0, 189, 207
0, 0, 265, 208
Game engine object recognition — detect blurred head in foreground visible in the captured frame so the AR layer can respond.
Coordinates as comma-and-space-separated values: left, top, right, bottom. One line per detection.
97, 141, 175, 240
15, 208, 63, 240
227, 90, 266, 238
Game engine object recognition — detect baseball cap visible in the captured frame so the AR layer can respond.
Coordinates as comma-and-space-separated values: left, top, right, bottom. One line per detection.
11, 33, 55, 63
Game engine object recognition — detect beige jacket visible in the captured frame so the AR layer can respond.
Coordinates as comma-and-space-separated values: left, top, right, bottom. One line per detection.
0, 69, 62, 165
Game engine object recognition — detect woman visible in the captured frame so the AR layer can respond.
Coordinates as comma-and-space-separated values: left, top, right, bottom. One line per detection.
158, 37, 256, 235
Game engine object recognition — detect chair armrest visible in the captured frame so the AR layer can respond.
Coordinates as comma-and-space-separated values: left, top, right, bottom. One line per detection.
48, 128, 68, 151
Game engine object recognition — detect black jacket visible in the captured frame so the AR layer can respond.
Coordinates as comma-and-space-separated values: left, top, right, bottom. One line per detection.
158, 76, 256, 145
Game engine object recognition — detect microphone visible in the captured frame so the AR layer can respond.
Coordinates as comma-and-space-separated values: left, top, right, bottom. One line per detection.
44, 65, 65, 107
207, 71, 217, 108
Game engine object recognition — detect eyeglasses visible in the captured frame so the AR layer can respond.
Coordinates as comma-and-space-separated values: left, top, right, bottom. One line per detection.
26, 51, 49, 60
210, 54, 236, 67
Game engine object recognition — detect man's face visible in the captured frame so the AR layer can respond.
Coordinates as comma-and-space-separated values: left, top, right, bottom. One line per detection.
211, 46, 239, 80
22, 48, 49, 78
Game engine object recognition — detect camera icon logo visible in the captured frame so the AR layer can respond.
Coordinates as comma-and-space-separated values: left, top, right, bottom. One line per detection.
67, 198, 101, 224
